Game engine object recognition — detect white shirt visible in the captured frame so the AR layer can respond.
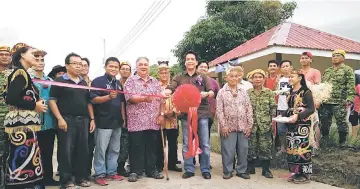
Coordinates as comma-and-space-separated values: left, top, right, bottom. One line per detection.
223, 80, 253, 91
277, 77, 291, 111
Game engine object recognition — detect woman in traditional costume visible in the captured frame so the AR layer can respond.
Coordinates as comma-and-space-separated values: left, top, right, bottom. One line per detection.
282, 70, 315, 184
4, 43, 47, 189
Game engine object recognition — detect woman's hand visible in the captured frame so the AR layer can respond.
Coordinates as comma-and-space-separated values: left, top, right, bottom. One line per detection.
288, 114, 298, 123
35, 100, 47, 113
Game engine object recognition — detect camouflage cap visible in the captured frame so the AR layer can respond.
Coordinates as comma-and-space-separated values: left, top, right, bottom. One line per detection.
0, 46, 10, 53
332, 49, 346, 58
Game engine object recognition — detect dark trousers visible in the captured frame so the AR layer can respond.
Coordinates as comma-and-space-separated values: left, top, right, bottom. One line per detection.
196, 118, 212, 164
118, 128, 129, 164
38, 129, 56, 182
87, 131, 95, 176
129, 130, 158, 176
156, 128, 179, 169
0, 128, 8, 188
58, 116, 89, 186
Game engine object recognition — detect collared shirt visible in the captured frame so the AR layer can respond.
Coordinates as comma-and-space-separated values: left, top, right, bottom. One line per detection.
167, 71, 212, 119
216, 84, 253, 132
247, 87, 277, 131
30, 72, 55, 130
90, 74, 125, 129
124, 75, 162, 132
49, 73, 90, 116
208, 77, 220, 119
322, 63, 355, 104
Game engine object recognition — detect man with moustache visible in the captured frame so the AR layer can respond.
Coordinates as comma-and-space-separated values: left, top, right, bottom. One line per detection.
319, 50, 355, 147
117, 61, 132, 177
264, 60, 279, 90
0, 45, 12, 188
30, 49, 60, 186
91, 57, 125, 186
164, 51, 214, 179
81, 57, 91, 85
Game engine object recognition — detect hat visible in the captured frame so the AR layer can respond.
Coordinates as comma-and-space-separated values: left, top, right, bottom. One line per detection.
0, 46, 10, 53
332, 49, 346, 57
157, 57, 170, 70
48, 65, 66, 79
33, 49, 47, 57
302, 52, 312, 59
251, 69, 266, 77
10, 43, 30, 55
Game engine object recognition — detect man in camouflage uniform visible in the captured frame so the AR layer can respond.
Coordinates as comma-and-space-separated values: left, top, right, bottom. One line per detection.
319, 49, 355, 147
247, 69, 277, 178
0, 45, 12, 188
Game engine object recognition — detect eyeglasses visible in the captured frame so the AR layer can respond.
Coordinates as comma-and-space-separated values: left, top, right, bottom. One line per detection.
120, 68, 131, 71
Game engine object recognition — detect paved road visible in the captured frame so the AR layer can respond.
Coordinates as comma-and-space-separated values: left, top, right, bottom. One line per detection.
48, 145, 342, 189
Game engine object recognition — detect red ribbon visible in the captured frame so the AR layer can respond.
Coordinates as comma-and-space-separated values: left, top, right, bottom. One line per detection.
184, 107, 202, 159
32, 79, 164, 98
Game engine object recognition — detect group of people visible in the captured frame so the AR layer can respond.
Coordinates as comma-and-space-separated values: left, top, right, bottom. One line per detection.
0, 41, 356, 189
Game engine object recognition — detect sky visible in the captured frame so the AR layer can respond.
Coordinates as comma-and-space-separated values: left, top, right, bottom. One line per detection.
1, 0, 360, 78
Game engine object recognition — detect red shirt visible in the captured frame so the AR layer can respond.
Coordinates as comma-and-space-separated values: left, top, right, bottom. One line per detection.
265, 77, 277, 90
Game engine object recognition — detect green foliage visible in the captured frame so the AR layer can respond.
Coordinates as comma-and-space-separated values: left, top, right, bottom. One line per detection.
170, 63, 183, 78
149, 63, 183, 79
149, 64, 159, 79
172, 1, 297, 68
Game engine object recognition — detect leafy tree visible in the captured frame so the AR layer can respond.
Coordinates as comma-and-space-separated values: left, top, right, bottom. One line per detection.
149, 64, 159, 78
170, 63, 183, 78
172, 1, 297, 68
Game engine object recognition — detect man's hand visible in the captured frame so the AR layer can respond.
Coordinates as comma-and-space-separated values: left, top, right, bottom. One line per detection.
122, 119, 127, 128
244, 128, 252, 138
220, 127, 229, 138
200, 92, 209, 99
143, 96, 154, 103
58, 118, 67, 132
89, 120, 96, 133
109, 91, 118, 99
156, 115, 165, 125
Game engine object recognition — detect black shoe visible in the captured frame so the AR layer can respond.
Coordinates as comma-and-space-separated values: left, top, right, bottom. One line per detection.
202, 172, 211, 179
182, 172, 194, 179
168, 165, 182, 172
128, 173, 138, 182
118, 162, 130, 177
43, 179, 60, 186
246, 160, 255, 174
261, 160, 273, 178
236, 173, 250, 179
223, 172, 233, 179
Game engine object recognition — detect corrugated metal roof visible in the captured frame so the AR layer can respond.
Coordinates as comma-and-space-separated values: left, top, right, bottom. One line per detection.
209, 22, 360, 67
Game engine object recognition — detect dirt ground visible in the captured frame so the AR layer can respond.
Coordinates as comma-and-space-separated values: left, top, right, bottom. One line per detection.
47, 144, 343, 189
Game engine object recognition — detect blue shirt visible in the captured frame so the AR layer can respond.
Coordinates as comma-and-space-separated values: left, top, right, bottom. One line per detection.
90, 74, 125, 129
30, 72, 55, 130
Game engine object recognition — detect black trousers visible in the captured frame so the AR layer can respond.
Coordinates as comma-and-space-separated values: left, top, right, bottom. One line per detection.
118, 128, 129, 164
0, 128, 8, 188
58, 115, 89, 186
156, 128, 179, 169
37, 129, 56, 182
87, 131, 95, 176
129, 130, 158, 176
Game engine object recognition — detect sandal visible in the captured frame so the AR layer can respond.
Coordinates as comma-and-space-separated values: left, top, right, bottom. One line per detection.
128, 173, 138, 182
76, 180, 91, 187
61, 183, 77, 189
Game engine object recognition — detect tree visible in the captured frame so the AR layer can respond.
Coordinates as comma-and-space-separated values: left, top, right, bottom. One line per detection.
170, 63, 183, 78
172, 1, 297, 68
149, 64, 159, 78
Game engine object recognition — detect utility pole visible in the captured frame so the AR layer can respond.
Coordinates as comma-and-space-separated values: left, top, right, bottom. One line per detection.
103, 38, 106, 64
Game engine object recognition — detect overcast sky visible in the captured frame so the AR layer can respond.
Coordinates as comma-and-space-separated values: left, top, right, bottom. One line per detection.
1, 0, 360, 78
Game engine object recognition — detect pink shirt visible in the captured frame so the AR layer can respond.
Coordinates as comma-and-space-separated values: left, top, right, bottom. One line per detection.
124, 75, 162, 132
354, 84, 360, 113
216, 84, 253, 132
303, 68, 321, 84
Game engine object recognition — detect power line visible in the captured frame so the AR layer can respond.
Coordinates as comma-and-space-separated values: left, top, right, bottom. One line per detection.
113, 1, 165, 56
108, 1, 159, 57
116, 0, 172, 56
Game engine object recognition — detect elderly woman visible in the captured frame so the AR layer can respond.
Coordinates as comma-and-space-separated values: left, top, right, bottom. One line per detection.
4, 43, 48, 189
155, 60, 182, 173
216, 66, 253, 180
124, 57, 165, 182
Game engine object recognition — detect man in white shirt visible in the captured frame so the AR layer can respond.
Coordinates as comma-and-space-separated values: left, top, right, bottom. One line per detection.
276, 60, 292, 154
223, 66, 253, 90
